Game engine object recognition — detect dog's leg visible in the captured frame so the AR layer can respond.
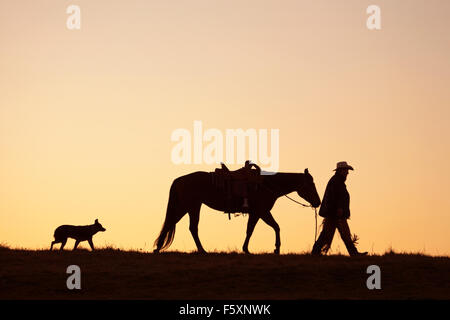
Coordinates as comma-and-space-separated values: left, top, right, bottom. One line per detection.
60, 238, 67, 251
88, 238, 95, 251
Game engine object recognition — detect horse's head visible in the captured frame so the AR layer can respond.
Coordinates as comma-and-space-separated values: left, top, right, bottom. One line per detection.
297, 168, 321, 208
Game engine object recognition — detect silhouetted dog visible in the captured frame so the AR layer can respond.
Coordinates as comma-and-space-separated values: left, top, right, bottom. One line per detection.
50, 219, 106, 251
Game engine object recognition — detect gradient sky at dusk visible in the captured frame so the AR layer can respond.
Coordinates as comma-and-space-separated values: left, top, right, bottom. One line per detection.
1, 0, 449, 255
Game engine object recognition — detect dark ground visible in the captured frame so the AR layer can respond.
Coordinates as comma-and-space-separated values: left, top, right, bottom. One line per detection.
0, 246, 449, 299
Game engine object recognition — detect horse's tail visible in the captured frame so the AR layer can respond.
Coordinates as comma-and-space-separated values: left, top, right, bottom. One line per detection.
154, 182, 180, 252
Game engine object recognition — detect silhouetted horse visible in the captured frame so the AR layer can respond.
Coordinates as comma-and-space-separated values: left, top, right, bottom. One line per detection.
154, 168, 321, 254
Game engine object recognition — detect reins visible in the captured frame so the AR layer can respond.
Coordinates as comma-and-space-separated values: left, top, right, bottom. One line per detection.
283, 194, 310, 207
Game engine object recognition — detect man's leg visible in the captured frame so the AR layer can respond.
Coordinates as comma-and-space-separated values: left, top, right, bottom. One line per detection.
312, 218, 337, 255
337, 219, 366, 256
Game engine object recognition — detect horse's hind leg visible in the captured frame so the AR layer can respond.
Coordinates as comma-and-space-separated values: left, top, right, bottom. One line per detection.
188, 203, 206, 254
261, 212, 281, 254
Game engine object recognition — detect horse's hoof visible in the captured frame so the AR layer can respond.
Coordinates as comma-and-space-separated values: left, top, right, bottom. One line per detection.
197, 250, 207, 254
153, 249, 160, 254
274, 249, 280, 255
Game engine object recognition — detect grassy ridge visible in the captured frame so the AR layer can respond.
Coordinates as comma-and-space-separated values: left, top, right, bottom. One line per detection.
0, 246, 449, 299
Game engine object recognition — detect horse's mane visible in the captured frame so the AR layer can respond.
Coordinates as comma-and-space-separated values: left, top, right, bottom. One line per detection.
263, 172, 304, 183
262, 172, 305, 194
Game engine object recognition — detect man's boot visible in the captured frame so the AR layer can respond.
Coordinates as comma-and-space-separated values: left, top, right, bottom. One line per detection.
351, 250, 368, 257
346, 244, 368, 257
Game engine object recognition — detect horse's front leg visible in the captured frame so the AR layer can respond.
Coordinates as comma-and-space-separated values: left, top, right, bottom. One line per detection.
243, 213, 259, 254
261, 212, 281, 254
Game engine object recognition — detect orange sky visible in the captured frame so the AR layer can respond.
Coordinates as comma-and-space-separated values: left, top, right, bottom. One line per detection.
1, 0, 449, 255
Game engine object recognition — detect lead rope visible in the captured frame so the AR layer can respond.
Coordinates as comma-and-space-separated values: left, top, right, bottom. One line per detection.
284, 194, 318, 244
314, 207, 318, 243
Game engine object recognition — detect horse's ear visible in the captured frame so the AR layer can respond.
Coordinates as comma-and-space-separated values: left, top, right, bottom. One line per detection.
304, 168, 309, 174
95, 219, 98, 224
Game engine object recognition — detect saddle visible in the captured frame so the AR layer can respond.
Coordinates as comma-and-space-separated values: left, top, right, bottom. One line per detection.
211, 160, 263, 215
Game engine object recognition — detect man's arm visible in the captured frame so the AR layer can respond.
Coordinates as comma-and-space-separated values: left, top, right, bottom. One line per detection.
335, 181, 346, 218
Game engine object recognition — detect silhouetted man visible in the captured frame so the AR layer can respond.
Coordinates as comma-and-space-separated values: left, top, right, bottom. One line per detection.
312, 161, 367, 257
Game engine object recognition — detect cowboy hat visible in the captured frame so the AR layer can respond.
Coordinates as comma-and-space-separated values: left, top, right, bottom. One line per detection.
333, 161, 354, 171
